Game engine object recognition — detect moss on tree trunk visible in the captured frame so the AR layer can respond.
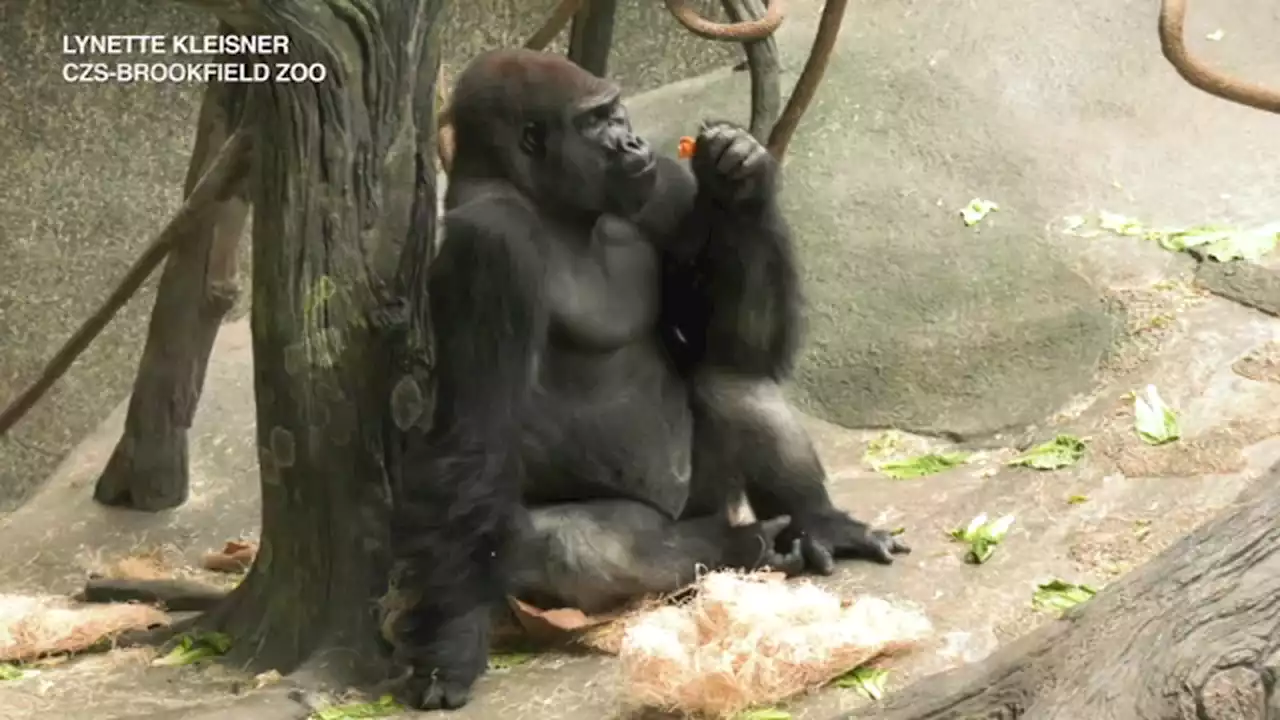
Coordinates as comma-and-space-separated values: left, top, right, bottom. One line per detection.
846, 464, 1280, 719
173, 0, 446, 685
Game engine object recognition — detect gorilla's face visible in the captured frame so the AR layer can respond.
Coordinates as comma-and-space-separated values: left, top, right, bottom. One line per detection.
521, 97, 658, 219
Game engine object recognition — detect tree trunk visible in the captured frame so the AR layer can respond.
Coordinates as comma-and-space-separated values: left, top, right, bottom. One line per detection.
846, 464, 1280, 719
177, 0, 445, 687
567, 0, 617, 77
93, 37, 251, 512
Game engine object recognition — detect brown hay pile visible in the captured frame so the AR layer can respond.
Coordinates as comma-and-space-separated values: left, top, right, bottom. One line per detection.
101, 554, 171, 581
0, 594, 170, 663
616, 571, 931, 717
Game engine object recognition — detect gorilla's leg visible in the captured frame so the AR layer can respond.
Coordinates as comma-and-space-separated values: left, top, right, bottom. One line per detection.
690, 372, 910, 575
508, 499, 801, 614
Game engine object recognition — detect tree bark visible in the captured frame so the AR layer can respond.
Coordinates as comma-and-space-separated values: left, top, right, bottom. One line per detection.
171, 0, 444, 688
845, 463, 1280, 719
567, 0, 617, 77
93, 38, 251, 512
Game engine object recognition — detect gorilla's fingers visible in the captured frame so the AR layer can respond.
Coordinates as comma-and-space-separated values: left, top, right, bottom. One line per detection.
859, 530, 910, 564
705, 128, 735, 168
801, 537, 837, 576
716, 134, 757, 175
733, 145, 771, 179
415, 679, 472, 711
887, 533, 912, 555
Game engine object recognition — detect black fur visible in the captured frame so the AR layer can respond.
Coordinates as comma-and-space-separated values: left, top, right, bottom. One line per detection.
386, 49, 908, 712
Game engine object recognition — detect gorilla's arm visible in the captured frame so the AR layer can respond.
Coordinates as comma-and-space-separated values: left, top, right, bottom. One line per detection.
662, 122, 908, 572
388, 192, 546, 709
649, 149, 799, 379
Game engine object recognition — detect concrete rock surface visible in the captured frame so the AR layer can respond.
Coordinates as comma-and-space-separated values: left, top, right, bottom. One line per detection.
626, 0, 1280, 437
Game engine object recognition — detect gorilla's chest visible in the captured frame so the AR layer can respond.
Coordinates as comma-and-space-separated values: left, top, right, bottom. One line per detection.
542, 214, 659, 351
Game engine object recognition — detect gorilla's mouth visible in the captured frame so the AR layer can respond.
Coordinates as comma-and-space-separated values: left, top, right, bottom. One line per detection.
623, 153, 657, 178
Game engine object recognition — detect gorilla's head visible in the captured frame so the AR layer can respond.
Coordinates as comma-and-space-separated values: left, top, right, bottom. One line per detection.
448, 49, 658, 218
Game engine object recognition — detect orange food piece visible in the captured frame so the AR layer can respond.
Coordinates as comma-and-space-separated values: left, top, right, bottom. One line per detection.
678, 136, 696, 159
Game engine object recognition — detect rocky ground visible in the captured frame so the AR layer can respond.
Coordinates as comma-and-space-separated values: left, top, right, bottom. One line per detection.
3, 239, 1280, 720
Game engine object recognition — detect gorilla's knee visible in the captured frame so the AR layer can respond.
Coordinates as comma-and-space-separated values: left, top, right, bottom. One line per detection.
692, 370, 814, 464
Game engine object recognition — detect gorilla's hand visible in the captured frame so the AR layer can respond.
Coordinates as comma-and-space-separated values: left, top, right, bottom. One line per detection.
691, 120, 777, 205
400, 607, 491, 711
777, 510, 911, 575
724, 515, 805, 576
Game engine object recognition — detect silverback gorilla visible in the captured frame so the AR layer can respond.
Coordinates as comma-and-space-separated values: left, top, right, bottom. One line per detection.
386, 49, 909, 710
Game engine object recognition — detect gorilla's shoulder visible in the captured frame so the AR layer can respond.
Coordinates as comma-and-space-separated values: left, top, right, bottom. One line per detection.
445, 180, 539, 228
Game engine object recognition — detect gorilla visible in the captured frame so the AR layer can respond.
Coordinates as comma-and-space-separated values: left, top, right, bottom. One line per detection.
386, 48, 909, 710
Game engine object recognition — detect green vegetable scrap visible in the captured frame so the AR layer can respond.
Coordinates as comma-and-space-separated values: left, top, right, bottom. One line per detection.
877, 452, 971, 480
737, 708, 792, 720
1066, 211, 1280, 263
862, 430, 906, 467
1066, 494, 1089, 505
1008, 434, 1087, 470
950, 513, 1014, 564
150, 632, 232, 667
960, 198, 999, 227
487, 653, 534, 670
1032, 580, 1097, 614
1133, 384, 1180, 446
1160, 222, 1280, 262
1133, 519, 1152, 541
833, 666, 889, 700
1098, 211, 1146, 236
310, 695, 402, 720
0, 664, 26, 681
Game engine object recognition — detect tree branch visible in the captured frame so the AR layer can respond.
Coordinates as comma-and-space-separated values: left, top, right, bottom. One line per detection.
525, 0, 588, 50
766, 0, 845, 158
1158, 0, 1280, 114
567, 0, 617, 77
722, 0, 781, 140
0, 128, 252, 437
664, 0, 784, 42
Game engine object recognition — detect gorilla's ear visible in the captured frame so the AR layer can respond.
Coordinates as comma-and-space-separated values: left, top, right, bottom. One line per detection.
519, 121, 547, 158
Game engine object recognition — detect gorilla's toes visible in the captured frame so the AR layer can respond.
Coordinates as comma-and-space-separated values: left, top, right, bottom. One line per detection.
765, 538, 806, 576
865, 529, 911, 564
407, 676, 474, 711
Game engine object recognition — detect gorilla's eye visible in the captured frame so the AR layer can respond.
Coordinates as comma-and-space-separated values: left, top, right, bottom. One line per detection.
519, 121, 546, 157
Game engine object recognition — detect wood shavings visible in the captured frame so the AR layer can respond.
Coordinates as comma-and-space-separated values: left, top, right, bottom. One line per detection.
202, 540, 257, 573
0, 594, 169, 662
616, 571, 931, 717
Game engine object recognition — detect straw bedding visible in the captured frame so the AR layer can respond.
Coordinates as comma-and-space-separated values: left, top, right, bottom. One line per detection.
613, 571, 932, 717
